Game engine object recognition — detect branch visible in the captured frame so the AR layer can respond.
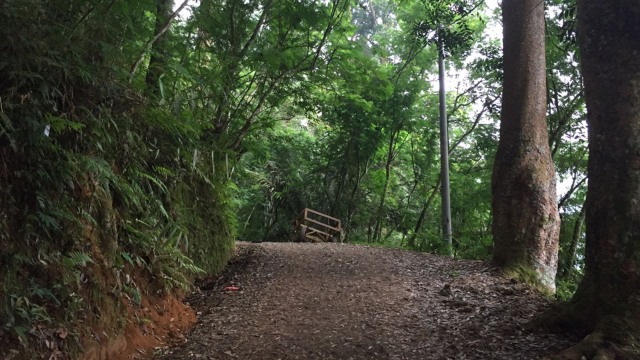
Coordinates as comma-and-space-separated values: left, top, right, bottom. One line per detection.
238, 0, 273, 58
128, 0, 190, 83
69, 3, 99, 35
392, 40, 429, 80
310, 0, 348, 71
550, 91, 585, 158
450, 80, 483, 114
229, 75, 283, 151
449, 94, 498, 152
558, 175, 587, 209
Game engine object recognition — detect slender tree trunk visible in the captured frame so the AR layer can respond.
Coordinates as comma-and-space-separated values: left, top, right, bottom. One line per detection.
262, 198, 282, 242
545, 2, 640, 357
408, 177, 441, 249
345, 157, 370, 241
330, 162, 348, 216
383, 178, 419, 243
491, 0, 560, 292
560, 204, 585, 279
373, 130, 398, 242
438, 30, 452, 257
145, 0, 174, 97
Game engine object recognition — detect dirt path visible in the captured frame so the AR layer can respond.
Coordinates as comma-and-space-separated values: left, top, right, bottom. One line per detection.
155, 242, 574, 359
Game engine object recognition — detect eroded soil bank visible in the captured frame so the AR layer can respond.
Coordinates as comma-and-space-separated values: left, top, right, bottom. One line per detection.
155, 242, 574, 359
81, 295, 196, 360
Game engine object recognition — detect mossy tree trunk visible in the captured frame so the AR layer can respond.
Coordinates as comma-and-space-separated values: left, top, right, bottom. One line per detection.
491, 0, 560, 292
547, 1, 640, 358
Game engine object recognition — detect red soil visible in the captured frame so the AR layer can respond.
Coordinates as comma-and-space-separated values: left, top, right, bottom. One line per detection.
81, 294, 196, 360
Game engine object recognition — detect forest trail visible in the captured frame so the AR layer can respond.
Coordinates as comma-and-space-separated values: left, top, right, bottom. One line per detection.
155, 242, 573, 360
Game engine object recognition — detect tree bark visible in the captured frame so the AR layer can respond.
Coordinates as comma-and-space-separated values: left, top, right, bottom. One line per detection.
145, 0, 175, 97
546, 1, 640, 358
491, 0, 560, 292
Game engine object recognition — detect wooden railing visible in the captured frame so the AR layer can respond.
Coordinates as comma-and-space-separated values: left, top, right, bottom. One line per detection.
292, 208, 342, 242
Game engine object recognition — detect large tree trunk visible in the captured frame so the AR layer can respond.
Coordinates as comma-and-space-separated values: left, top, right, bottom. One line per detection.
491, 0, 560, 292
545, 1, 640, 358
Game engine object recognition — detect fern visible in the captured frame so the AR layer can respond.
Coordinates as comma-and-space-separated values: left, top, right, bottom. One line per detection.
0, 111, 17, 151
120, 252, 148, 269
151, 245, 205, 292
45, 114, 85, 135
135, 170, 169, 194
29, 283, 60, 305
154, 166, 175, 177
72, 155, 117, 193
62, 251, 93, 268
31, 212, 61, 236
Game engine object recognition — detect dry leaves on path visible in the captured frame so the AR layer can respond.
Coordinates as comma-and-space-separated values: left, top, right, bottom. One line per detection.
155, 242, 574, 360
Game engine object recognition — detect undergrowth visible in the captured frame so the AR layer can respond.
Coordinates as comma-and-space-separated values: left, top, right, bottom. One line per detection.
0, 1, 235, 358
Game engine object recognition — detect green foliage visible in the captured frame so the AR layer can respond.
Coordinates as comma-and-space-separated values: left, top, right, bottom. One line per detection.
0, 0, 235, 356
0, 0, 592, 356
556, 274, 581, 301
4, 295, 52, 345
410, 0, 486, 58
230, 0, 500, 258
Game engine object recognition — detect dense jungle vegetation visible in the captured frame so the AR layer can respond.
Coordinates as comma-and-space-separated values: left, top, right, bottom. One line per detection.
1, 0, 588, 357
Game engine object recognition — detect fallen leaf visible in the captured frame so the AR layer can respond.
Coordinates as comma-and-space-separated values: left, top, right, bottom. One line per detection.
57, 328, 68, 339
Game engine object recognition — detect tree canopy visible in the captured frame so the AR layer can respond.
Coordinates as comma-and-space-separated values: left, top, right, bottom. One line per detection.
0, 0, 606, 357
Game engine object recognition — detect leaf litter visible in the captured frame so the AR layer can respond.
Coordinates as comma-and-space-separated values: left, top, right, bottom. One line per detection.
154, 242, 574, 359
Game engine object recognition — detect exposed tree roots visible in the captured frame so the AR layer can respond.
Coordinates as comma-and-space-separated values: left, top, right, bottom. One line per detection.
554, 332, 617, 360
534, 303, 640, 360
